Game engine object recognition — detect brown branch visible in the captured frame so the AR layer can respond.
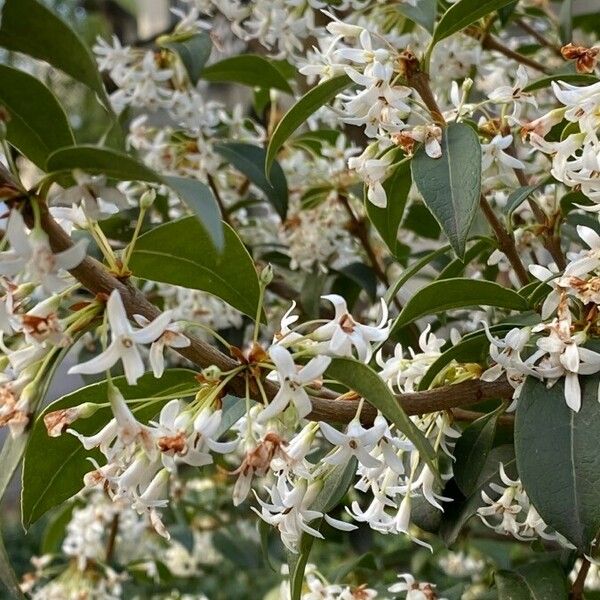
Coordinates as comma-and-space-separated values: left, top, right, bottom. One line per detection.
571, 557, 590, 600
515, 18, 562, 57
478, 32, 551, 74
105, 514, 119, 563
480, 196, 530, 286
505, 146, 566, 270
36, 204, 515, 422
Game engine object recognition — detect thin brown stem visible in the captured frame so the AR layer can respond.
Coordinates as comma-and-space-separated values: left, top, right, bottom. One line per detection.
105, 514, 119, 563
506, 146, 566, 270
571, 557, 590, 600
339, 193, 390, 287
515, 18, 562, 57
480, 196, 530, 286
479, 32, 551, 74
207, 173, 233, 227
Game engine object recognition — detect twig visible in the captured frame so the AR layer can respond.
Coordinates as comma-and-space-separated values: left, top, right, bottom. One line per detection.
207, 173, 233, 227
506, 146, 566, 270
571, 557, 590, 600
515, 18, 562, 57
105, 514, 119, 563
480, 196, 530, 286
478, 32, 551, 74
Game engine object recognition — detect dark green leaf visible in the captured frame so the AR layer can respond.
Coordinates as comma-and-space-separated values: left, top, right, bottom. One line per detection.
516, 374, 600, 552
440, 445, 516, 545
0, 0, 109, 107
366, 161, 411, 255
160, 31, 212, 85
21, 370, 198, 527
214, 143, 288, 219
524, 73, 599, 92
384, 244, 453, 305
41, 502, 77, 555
201, 55, 292, 93
326, 358, 438, 477
412, 123, 482, 257
336, 263, 378, 303
266, 75, 351, 176
129, 217, 261, 319
432, 0, 518, 45
0, 65, 74, 169
163, 176, 224, 251
397, 0, 437, 32
454, 412, 500, 496
436, 238, 493, 280
47, 147, 224, 251
504, 180, 550, 228
391, 279, 528, 334
47, 145, 159, 182
495, 560, 569, 600
0, 533, 24, 599
559, 0, 573, 44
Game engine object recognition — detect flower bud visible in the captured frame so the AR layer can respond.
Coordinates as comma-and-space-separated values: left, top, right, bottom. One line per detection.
259, 263, 274, 285
140, 189, 156, 209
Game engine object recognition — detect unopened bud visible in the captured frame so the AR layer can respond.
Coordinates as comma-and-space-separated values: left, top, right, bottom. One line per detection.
140, 189, 156, 209
462, 77, 473, 94
259, 263, 274, 285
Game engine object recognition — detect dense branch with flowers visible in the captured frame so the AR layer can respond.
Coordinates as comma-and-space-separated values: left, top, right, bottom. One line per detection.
1, 0, 600, 598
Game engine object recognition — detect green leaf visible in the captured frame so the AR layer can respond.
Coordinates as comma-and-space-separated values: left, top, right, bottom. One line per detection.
436, 238, 493, 280
384, 244, 453, 305
432, 0, 519, 45
397, 0, 437, 32
41, 502, 77, 555
524, 72, 599, 92
503, 181, 549, 229
440, 445, 516, 546
516, 374, 600, 552
47, 146, 224, 251
0, 65, 75, 169
265, 75, 351, 176
0, 0, 109, 107
335, 263, 378, 303
454, 411, 500, 496
162, 176, 224, 251
326, 358, 438, 477
201, 55, 292, 93
0, 534, 25, 599
391, 279, 528, 335
160, 31, 212, 86
366, 161, 411, 256
214, 143, 288, 219
559, 0, 573, 44
129, 217, 261, 320
411, 123, 482, 258
21, 370, 198, 528
47, 145, 158, 181
495, 560, 569, 600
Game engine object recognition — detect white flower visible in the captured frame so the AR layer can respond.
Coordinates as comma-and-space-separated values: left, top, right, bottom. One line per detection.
0, 210, 87, 292
488, 65, 536, 122
313, 294, 389, 362
319, 418, 386, 469
258, 345, 330, 423
69, 291, 173, 385
133, 314, 190, 378
348, 145, 394, 207
54, 171, 129, 221
389, 573, 446, 599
